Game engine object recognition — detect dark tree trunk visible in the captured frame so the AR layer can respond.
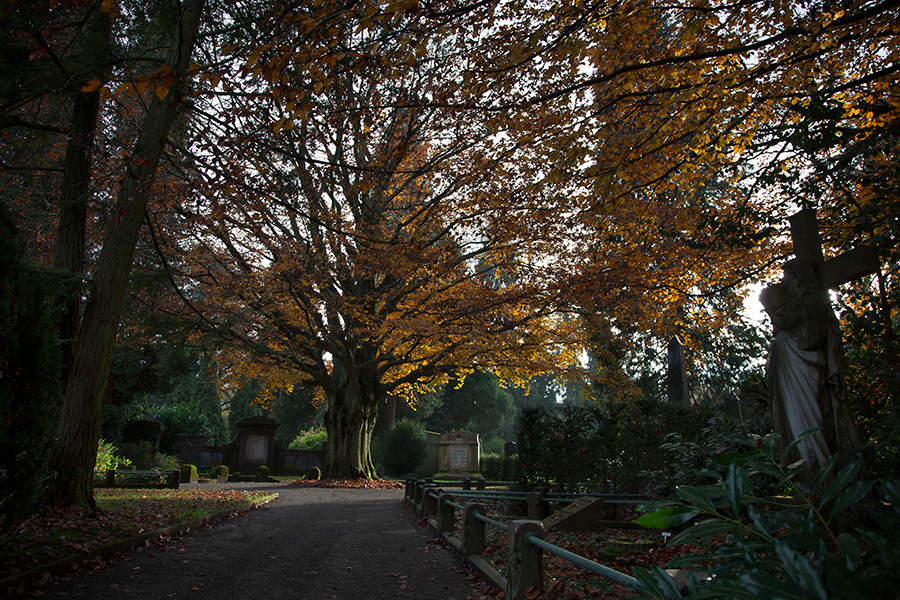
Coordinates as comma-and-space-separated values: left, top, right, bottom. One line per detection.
54, 8, 111, 374
51, 0, 203, 509
323, 359, 380, 480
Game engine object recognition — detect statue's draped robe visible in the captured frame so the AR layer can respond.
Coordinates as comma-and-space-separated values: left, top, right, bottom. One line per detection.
762, 275, 862, 481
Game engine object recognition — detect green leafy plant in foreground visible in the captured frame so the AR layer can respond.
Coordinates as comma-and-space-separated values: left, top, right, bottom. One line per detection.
631, 429, 900, 600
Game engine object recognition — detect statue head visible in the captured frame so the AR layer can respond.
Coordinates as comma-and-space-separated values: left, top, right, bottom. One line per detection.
782, 259, 819, 294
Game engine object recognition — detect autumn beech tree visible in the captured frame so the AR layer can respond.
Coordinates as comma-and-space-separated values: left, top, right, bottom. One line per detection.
156, 15, 577, 478
136, 0, 899, 478
432, 0, 900, 387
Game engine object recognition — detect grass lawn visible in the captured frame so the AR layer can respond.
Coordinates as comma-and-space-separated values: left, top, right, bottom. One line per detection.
1, 488, 277, 582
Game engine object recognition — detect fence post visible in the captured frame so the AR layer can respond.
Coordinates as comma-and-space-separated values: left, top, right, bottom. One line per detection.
436, 492, 456, 538
508, 520, 545, 600
423, 484, 439, 519
167, 469, 180, 489
463, 477, 472, 490
460, 502, 487, 559
106, 469, 116, 488
527, 488, 549, 520
476, 477, 486, 490
414, 480, 425, 508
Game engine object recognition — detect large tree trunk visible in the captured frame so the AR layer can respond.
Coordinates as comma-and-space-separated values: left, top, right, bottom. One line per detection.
323, 360, 380, 480
51, 0, 203, 509
54, 7, 111, 374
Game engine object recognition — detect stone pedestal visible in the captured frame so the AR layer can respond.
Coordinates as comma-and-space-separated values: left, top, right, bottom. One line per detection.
436, 430, 480, 479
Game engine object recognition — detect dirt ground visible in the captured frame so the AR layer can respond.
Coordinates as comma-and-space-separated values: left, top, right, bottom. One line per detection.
30, 483, 482, 600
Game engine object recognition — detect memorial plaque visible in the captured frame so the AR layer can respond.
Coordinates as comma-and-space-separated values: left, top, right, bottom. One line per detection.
244, 433, 267, 463
450, 446, 468, 470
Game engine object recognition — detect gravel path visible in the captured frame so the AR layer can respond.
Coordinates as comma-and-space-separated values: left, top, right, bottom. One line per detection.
37, 484, 480, 600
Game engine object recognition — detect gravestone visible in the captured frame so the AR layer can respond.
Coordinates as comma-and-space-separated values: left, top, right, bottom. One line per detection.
543, 497, 647, 532
759, 209, 877, 482
436, 431, 480, 478
235, 415, 278, 470
666, 336, 690, 406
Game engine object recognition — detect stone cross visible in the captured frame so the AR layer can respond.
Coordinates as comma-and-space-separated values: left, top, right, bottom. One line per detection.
666, 335, 689, 406
787, 209, 878, 291
760, 209, 878, 482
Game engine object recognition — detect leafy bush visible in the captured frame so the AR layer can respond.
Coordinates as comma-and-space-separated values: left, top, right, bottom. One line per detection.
0, 204, 71, 520
640, 413, 771, 494
517, 400, 716, 493
120, 419, 162, 448
155, 454, 180, 471
95, 439, 132, 471
289, 427, 328, 450
481, 436, 505, 455
118, 441, 157, 470
214, 465, 229, 480
255, 465, 270, 478
481, 453, 518, 481
154, 402, 208, 454
383, 419, 427, 476
481, 453, 503, 480
632, 429, 900, 600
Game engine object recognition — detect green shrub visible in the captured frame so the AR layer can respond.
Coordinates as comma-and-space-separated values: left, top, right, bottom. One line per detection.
289, 426, 328, 450
640, 413, 771, 494
95, 439, 132, 471
255, 465, 270, 478
517, 401, 717, 493
499, 455, 518, 481
118, 440, 157, 470
155, 453, 180, 471
384, 419, 427, 477
154, 402, 208, 454
481, 436, 505, 455
0, 204, 70, 520
481, 452, 519, 481
213, 465, 229, 480
481, 453, 502, 479
121, 419, 162, 448
633, 430, 900, 600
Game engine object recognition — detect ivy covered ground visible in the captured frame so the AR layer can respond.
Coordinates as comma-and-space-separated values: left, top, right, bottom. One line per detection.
0, 488, 276, 584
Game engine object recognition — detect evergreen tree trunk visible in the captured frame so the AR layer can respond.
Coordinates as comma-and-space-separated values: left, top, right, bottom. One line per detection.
51, 0, 203, 509
54, 7, 111, 375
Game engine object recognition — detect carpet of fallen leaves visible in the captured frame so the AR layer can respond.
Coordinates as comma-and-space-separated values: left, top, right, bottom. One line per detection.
290, 478, 404, 489
0, 489, 276, 581
440, 500, 707, 600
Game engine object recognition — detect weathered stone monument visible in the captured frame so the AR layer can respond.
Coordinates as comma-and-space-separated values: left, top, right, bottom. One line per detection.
759, 209, 877, 480
666, 335, 690, 406
235, 415, 278, 471
436, 430, 480, 478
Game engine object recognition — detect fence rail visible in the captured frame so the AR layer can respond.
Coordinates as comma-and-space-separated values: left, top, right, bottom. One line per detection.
404, 478, 666, 600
